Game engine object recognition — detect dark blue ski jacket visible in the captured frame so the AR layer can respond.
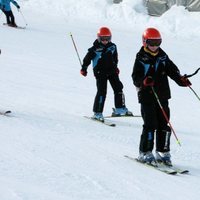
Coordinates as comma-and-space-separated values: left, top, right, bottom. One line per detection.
132, 47, 186, 104
0, 0, 19, 11
82, 39, 118, 77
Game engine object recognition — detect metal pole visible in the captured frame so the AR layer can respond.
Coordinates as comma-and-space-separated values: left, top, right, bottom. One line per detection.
19, 9, 28, 26
184, 68, 200, 102
69, 32, 82, 67
188, 85, 200, 101
151, 86, 181, 146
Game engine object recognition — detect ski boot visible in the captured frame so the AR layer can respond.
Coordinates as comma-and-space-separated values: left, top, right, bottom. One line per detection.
112, 107, 133, 117
8, 23, 17, 27
92, 112, 104, 122
155, 151, 172, 166
138, 151, 157, 166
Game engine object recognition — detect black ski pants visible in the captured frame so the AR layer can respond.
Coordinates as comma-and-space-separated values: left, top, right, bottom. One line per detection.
2, 10, 15, 25
139, 100, 171, 153
93, 74, 125, 113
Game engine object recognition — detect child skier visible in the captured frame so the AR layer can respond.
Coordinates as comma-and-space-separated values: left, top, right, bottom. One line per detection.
80, 27, 132, 121
0, 0, 20, 27
132, 27, 191, 166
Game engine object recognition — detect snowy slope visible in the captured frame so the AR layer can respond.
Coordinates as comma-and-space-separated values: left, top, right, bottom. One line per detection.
0, 0, 200, 199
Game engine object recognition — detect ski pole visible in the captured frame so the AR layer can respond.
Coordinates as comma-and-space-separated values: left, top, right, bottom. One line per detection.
184, 68, 200, 102
188, 85, 200, 101
18, 9, 28, 26
151, 86, 181, 146
69, 32, 82, 67
184, 67, 200, 78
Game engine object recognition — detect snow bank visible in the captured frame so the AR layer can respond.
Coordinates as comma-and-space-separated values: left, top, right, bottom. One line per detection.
20, 0, 200, 38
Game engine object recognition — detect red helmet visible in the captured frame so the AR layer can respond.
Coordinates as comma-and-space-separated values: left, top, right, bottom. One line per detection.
97, 27, 112, 42
142, 28, 162, 47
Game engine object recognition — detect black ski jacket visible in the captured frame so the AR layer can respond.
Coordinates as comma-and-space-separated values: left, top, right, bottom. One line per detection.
82, 39, 118, 77
132, 47, 186, 104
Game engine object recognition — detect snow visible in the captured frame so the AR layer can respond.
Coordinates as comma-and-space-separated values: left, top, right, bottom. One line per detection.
0, 0, 200, 199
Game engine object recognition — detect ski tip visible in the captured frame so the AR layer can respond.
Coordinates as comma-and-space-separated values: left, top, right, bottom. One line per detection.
168, 171, 178, 175
5, 110, 12, 114
0, 110, 12, 116
178, 169, 189, 174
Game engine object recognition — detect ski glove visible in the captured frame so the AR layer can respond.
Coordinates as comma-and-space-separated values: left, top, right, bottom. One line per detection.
180, 76, 192, 87
143, 76, 154, 87
80, 68, 87, 77
17, 5, 20, 9
116, 67, 120, 75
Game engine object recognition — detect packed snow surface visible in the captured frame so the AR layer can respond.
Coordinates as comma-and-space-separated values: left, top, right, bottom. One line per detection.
0, 0, 200, 199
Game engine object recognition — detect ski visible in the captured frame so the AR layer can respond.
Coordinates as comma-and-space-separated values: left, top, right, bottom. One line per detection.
3, 23, 26, 29
84, 116, 116, 127
124, 155, 177, 175
104, 108, 141, 118
104, 114, 141, 118
0, 110, 12, 116
159, 163, 189, 174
